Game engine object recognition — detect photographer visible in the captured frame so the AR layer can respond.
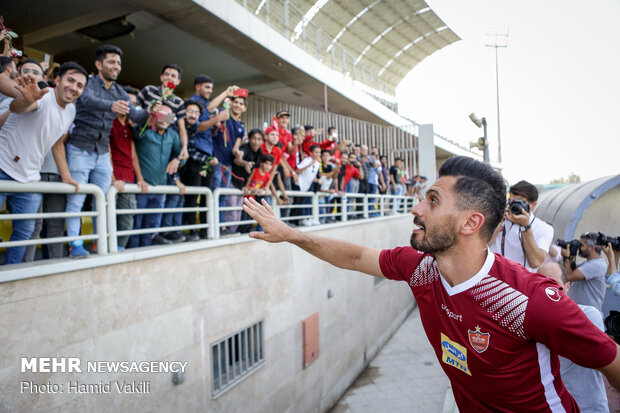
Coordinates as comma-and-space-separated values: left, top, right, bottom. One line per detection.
562, 233, 607, 312
490, 180, 554, 271
602, 240, 620, 296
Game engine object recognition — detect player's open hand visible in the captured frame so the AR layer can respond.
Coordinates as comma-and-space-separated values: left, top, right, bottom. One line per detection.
242, 197, 295, 243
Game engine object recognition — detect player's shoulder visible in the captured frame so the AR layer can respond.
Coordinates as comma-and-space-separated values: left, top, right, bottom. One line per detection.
490, 254, 553, 295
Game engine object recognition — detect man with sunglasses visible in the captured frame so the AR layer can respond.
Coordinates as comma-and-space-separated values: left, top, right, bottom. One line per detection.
0, 59, 44, 115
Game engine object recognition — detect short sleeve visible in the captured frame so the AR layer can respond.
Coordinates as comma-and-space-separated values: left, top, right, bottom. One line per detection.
578, 259, 606, 280
174, 99, 186, 119
524, 279, 617, 369
379, 247, 425, 282
533, 220, 553, 253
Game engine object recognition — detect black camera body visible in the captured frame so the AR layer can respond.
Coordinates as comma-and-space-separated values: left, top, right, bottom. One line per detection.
556, 239, 581, 257
605, 311, 620, 344
509, 199, 530, 215
595, 232, 620, 250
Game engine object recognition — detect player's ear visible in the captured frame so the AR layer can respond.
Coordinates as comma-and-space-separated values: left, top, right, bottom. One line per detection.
461, 211, 485, 236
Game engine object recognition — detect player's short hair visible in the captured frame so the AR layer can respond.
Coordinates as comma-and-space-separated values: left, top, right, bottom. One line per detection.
438, 156, 507, 241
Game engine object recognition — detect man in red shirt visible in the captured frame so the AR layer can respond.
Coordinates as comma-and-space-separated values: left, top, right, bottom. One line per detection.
109, 86, 148, 250
339, 152, 363, 192
242, 156, 620, 412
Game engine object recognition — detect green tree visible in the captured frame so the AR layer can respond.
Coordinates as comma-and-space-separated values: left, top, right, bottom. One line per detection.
549, 173, 581, 184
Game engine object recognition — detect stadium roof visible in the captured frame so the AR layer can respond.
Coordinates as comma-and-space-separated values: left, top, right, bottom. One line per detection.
282, 0, 461, 90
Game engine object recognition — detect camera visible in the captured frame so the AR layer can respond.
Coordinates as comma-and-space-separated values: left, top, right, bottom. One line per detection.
508, 199, 530, 215
605, 311, 620, 343
595, 232, 620, 250
556, 239, 581, 257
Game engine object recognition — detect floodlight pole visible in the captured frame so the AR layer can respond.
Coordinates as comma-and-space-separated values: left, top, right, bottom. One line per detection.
486, 32, 508, 164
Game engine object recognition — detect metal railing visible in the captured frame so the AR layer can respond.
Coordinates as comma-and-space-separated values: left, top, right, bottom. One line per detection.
1, 181, 414, 264
106, 184, 214, 253
212, 188, 413, 237
0, 181, 107, 253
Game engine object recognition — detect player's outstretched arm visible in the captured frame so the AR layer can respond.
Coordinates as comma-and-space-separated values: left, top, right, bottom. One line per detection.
599, 344, 620, 391
243, 197, 384, 277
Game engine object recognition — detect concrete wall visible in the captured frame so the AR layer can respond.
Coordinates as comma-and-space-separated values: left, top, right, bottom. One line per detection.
0, 218, 415, 413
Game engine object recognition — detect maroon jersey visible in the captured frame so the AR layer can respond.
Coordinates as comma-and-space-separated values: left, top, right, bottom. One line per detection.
379, 247, 617, 412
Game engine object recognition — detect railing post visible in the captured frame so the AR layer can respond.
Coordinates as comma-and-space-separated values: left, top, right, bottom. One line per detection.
206, 188, 215, 240
363, 195, 369, 219
106, 186, 118, 253
341, 195, 347, 222
270, 192, 279, 218
213, 188, 221, 240
94, 185, 108, 254
312, 193, 319, 223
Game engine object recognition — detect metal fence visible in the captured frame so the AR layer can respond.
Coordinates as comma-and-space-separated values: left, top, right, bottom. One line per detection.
1, 181, 415, 263
0, 181, 108, 253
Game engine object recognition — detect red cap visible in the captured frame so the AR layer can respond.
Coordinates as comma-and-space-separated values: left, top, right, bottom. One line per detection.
265, 126, 278, 135
233, 88, 249, 98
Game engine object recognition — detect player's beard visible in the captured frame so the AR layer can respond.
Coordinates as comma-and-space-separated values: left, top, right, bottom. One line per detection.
410, 215, 458, 255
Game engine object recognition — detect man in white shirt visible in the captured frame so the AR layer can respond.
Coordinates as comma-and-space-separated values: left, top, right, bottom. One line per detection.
295, 144, 320, 226
490, 180, 553, 271
0, 62, 87, 264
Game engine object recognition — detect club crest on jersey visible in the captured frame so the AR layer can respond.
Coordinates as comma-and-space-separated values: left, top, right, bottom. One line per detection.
545, 286, 561, 302
468, 326, 490, 353
440, 333, 472, 376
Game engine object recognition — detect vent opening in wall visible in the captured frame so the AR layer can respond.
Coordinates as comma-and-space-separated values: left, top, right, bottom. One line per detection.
211, 320, 265, 396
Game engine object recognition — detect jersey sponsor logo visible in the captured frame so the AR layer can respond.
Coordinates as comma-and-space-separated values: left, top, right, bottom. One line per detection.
440, 333, 471, 376
468, 326, 490, 353
441, 303, 463, 322
545, 286, 560, 302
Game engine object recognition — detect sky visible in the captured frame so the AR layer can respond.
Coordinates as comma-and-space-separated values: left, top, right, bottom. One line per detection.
396, 0, 620, 185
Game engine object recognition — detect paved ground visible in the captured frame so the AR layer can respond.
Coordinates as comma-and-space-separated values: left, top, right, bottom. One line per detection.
330, 308, 454, 413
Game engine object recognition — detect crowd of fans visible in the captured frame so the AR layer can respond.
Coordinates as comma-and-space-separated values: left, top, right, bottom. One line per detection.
0, 41, 422, 264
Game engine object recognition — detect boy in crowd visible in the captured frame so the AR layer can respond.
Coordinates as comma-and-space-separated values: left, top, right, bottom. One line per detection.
239, 154, 275, 233
296, 145, 321, 226
129, 104, 182, 247
243, 154, 275, 199
0, 62, 87, 264
227, 129, 264, 233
